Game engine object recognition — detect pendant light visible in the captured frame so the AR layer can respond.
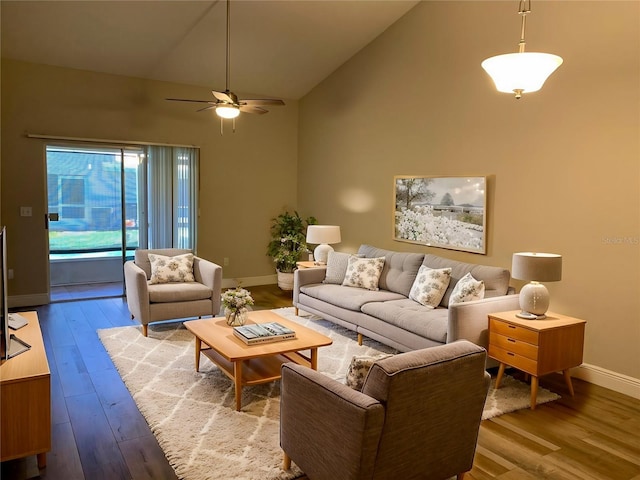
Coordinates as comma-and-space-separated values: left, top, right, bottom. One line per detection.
481, 0, 563, 99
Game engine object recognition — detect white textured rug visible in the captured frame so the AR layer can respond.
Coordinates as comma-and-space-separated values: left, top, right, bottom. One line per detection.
98, 307, 559, 480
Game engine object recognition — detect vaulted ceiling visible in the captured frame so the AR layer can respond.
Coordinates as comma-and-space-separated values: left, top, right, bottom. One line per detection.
1, 0, 419, 100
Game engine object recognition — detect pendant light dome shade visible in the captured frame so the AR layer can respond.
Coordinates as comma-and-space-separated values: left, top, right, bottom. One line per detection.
482, 52, 563, 97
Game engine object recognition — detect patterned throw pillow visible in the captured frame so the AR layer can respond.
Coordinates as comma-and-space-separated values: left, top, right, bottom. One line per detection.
449, 272, 485, 304
345, 354, 393, 391
341, 256, 385, 291
409, 266, 452, 308
148, 253, 195, 284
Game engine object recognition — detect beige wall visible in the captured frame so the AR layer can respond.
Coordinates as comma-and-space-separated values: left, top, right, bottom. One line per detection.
298, 1, 640, 381
1, 59, 300, 300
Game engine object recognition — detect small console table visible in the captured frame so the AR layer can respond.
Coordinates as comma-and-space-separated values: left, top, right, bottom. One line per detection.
488, 310, 586, 410
0, 311, 51, 467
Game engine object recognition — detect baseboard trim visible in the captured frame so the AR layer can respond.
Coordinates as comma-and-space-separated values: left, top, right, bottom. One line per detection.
221, 274, 277, 289
9, 293, 50, 308
572, 363, 640, 400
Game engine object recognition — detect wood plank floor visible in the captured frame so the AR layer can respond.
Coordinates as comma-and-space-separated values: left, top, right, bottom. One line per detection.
2, 284, 639, 480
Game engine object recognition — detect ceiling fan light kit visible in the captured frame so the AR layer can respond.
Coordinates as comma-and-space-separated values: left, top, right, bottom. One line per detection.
482, 0, 563, 99
166, 0, 284, 133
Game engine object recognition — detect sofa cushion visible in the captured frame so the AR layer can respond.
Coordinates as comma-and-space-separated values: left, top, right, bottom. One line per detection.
361, 299, 449, 344
409, 266, 452, 308
148, 281, 212, 303
422, 254, 510, 306
148, 253, 195, 284
449, 272, 485, 304
324, 251, 363, 285
358, 245, 425, 297
342, 256, 385, 291
300, 283, 405, 311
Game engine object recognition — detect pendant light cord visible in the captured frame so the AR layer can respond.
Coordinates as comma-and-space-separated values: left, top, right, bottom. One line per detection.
518, 0, 531, 53
225, 0, 231, 92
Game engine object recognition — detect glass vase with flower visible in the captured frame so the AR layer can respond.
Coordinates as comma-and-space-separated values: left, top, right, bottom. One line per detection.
221, 287, 255, 326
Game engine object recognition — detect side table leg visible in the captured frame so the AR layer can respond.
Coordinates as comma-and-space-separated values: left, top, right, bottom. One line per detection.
530, 376, 539, 410
234, 361, 243, 411
495, 363, 506, 389
194, 337, 201, 372
562, 369, 575, 397
37, 452, 47, 469
310, 348, 318, 370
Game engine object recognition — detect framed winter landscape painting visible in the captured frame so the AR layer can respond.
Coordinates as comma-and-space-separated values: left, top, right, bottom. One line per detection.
393, 176, 487, 254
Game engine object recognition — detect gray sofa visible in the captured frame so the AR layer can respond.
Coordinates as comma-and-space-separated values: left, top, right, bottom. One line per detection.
293, 245, 520, 362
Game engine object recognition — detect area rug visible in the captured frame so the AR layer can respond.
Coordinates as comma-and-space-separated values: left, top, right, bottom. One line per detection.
98, 307, 559, 480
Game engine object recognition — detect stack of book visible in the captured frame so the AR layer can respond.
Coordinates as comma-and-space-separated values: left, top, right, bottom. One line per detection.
233, 322, 296, 345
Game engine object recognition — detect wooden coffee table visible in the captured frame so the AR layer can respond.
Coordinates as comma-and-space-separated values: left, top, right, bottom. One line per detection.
184, 310, 332, 411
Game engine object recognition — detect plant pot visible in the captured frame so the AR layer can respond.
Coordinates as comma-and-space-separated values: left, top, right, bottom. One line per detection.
277, 270, 294, 291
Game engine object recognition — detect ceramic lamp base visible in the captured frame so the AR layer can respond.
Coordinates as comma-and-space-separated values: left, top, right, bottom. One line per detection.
517, 281, 550, 319
313, 244, 334, 265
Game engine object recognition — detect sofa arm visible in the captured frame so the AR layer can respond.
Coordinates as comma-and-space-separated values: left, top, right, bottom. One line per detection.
193, 256, 223, 314
280, 363, 384, 480
293, 267, 327, 305
124, 260, 150, 325
447, 294, 521, 348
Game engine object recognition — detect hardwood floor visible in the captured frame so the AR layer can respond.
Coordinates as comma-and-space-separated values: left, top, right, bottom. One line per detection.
2, 284, 639, 480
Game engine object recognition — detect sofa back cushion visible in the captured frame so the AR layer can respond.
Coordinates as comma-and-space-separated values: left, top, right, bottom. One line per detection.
358, 245, 424, 297
135, 248, 192, 280
422, 254, 510, 306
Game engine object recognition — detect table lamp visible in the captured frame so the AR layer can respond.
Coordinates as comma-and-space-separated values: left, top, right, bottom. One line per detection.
512, 252, 562, 319
306, 225, 341, 265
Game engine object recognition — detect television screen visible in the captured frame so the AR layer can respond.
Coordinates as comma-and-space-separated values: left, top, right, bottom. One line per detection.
1, 226, 9, 359
1, 226, 30, 360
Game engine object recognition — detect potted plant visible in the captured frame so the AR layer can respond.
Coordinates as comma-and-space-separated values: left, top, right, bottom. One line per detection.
267, 211, 317, 290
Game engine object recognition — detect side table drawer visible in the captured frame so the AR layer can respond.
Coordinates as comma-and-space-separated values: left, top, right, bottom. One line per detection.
490, 332, 538, 360
490, 319, 539, 344
489, 345, 538, 375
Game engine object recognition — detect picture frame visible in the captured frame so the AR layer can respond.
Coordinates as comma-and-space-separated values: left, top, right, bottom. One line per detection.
393, 175, 487, 254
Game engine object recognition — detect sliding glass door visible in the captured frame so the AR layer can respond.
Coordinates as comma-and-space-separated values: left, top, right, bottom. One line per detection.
45, 143, 199, 301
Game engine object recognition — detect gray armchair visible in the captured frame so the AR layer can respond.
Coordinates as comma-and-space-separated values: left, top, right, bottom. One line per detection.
124, 248, 222, 336
280, 340, 490, 480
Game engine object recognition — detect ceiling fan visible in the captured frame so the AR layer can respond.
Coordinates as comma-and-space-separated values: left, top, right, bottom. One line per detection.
166, 0, 284, 132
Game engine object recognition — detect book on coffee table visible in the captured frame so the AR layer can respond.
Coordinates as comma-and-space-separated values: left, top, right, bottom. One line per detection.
233, 322, 296, 345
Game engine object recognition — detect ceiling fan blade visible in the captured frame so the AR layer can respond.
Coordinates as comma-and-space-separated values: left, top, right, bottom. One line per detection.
239, 105, 269, 115
166, 98, 215, 104
241, 99, 285, 107
212, 90, 235, 103
196, 105, 217, 112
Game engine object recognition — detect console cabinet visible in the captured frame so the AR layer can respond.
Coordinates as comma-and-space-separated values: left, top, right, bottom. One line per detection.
0, 311, 51, 468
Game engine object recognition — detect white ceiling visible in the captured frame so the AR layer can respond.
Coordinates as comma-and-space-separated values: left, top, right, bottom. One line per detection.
1, 0, 419, 100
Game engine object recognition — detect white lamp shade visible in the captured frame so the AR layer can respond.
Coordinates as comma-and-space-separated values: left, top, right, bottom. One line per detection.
512, 252, 562, 282
481, 52, 563, 95
306, 225, 341, 245
216, 105, 240, 119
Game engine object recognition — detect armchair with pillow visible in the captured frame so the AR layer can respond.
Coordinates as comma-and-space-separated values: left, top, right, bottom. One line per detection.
124, 248, 222, 336
280, 340, 490, 480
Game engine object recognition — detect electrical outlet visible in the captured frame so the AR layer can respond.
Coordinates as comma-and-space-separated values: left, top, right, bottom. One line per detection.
8, 269, 14, 280
20, 206, 32, 217
223, 257, 229, 266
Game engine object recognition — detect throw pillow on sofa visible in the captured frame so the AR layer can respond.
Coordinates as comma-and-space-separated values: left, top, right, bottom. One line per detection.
345, 354, 394, 391
342, 256, 385, 291
323, 251, 363, 285
409, 266, 452, 308
148, 253, 195, 284
449, 272, 485, 304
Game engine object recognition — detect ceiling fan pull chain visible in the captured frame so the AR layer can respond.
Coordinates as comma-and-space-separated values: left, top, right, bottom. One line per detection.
232, 117, 236, 133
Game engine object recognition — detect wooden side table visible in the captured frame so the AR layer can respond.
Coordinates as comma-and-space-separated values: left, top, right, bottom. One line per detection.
0, 311, 51, 467
296, 261, 326, 269
488, 310, 586, 410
